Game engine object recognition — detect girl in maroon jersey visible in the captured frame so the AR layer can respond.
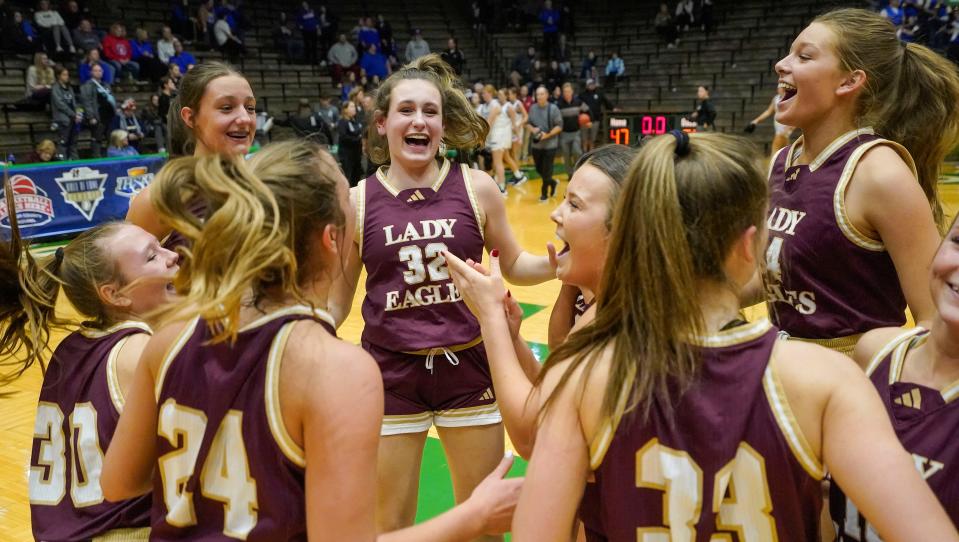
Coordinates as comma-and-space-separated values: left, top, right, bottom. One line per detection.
327, 54, 554, 540
831, 215, 959, 539
126, 61, 256, 244
0, 170, 179, 540
101, 140, 521, 541
448, 132, 959, 541
754, 8, 959, 352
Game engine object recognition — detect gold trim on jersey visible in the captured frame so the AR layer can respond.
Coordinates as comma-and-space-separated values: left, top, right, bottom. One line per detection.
688, 318, 772, 348
106, 337, 130, 414
763, 359, 825, 480
887, 332, 926, 385
833, 138, 916, 252
864, 327, 927, 377
784, 127, 875, 172
941, 379, 959, 404
237, 304, 336, 333
402, 335, 483, 355
588, 381, 631, 471
789, 333, 863, 355
264, 321, 306, 468
767, 145, 789, 181
154, 318, 199, 401
78, 320, 152, 339
435, 403, 501, 419
375, 157, 452, 197
461, 164, 487, 239
92, 527, 150, 541
356, 178, 367, 258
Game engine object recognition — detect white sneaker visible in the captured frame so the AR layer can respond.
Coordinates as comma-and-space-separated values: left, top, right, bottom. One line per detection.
513, 172, 528, 186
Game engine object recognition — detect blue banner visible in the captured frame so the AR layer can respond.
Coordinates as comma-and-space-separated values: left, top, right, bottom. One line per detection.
0, 154, 166, 240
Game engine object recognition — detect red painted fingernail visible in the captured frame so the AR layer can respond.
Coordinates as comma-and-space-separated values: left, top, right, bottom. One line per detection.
507, 290, 512, 298
491, 249, 499, 257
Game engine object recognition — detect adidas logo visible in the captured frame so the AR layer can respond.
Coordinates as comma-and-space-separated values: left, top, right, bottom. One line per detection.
479, 387, 495, 402
786, 168, 800, 182
407, 189, 426, 203
894, 388, 922, 410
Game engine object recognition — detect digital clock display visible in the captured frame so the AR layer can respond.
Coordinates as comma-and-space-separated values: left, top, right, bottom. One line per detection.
607, 113, 696, 145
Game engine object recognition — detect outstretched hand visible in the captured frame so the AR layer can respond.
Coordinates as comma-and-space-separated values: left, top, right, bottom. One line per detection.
444, 249, 509, 323
467, 452, 524, 535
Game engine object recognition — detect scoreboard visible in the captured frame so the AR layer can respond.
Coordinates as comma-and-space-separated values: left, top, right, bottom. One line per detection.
606, 113, 697, 145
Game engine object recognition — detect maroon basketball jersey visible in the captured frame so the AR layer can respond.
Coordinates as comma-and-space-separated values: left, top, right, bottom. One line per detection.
579, 320, 824, 541
359, 159, 485, 351
573, 290, 593, 324
831, 328, 959, 540
151, 305, 336, 541
30, 322, 153, 541
765, 128, 913, 340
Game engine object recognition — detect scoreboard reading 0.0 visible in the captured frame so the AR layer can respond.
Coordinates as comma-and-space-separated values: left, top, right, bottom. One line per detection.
607, 113, 696, 145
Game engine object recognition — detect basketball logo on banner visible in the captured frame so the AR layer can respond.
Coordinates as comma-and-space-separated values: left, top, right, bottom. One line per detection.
54, 167, 109, 221
0, 174, 55, 229
114, 166, 154, 198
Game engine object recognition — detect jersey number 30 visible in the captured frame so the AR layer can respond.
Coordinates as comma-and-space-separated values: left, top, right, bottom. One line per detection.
30, 402, 106, 507
158, 399, 258, 540
637, 438, 777, 541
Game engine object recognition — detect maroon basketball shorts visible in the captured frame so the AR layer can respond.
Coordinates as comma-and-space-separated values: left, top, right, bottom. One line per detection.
363, 339, 502, 435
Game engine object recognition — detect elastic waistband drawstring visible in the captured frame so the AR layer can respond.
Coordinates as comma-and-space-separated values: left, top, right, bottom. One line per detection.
425, 347, 460, 374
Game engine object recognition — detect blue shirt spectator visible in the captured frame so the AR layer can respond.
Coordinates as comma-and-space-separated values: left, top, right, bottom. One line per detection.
79, 57, 116, 84
298, 3, 318, 32
169, 39, 196, 73
879, 0, 904, 26
360, 44, 389, 79
358, 17, 380, 49
539, 4, 559, 34
130, 36, 155, 60
107, 144, 139, 157
605, 53, 625, 77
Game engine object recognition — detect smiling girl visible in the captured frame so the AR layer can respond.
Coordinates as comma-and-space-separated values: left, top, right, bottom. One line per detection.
1, 208, 178, 541
126, 62, 256, 247
329, 54, 553, 540
763, 8, 959, 352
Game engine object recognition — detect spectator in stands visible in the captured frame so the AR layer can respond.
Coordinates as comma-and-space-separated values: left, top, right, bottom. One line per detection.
700, 0, 714, 35
253, 105, 273, 148
284, 98, 333, 145
25, 51, 54, 104
298, 1, 320, 65
520, 84, 533, 110
59, 0, 85, 31
169, 38, 196, 73
316, 95, 338, 132
579, 78, 615, 151
375, 13, 393, 45
317, 5, 336, 53
213, 9, 244, 63
348, 86, 367, 129
107, 129, 139, 157
25, 139, 57, 163
167, 63, 183, 87
274, 12, 303, 62
440, 37, 465, 75
5, 11, 40, 54
675, 0, 695, 31
196, 1, 212, 46
131, 28, 167, 83
328, 33, 359, 81
380, 36, 401, 72
530, 59, 546, 92
654, 3, 678, 47
80, 62, 116, 157
102, 23, 140, 81
551, 84, 561, 102
112, 97, 145, 149
358, 16, 379, 50
527, 85, 562, 201
71, 19, 100, 53
556, 82, 587, 176
158, 75, 176, 125
141, 93, 166, 153
171, 0, 198, 42
51, 64, 81, 160
35, 0, 75, 54
79, 49, 116, 84
690, 84, 716, 130
157, 25, 175, 64
580, 49, 598, 80
360, 43, 390, 80
557, 34, 572, 76
604, 51, 625, 89
880, 0, 905, 27
545, 60, 564, 91
539, 0, 560, 59
339, 70, 356, 101
336, 100, 363, 185
405, 28, 430, 62
511, 46, 536, 84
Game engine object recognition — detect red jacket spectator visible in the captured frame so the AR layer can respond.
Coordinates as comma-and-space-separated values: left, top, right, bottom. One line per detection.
102, 25, 133, 63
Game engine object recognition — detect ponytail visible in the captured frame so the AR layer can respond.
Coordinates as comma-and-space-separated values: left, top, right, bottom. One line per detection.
816, 8, 959, 229
542, 133, 767, 425
368, 53, 488, 164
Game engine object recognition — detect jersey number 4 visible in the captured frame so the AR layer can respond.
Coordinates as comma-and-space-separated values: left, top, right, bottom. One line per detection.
636, 438, 778, 541
158, 399, 258, 540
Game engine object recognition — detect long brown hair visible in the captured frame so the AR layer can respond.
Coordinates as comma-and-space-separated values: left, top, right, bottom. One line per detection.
542, 133, 768, 424
815, 8, 959, 227
167, 61, 250, 157
0, 173, 130, 387
367, 53, 488, 164
150, 140, 345, 343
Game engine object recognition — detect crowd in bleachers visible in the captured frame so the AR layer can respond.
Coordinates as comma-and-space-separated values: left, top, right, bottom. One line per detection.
876, 0, 959, 64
